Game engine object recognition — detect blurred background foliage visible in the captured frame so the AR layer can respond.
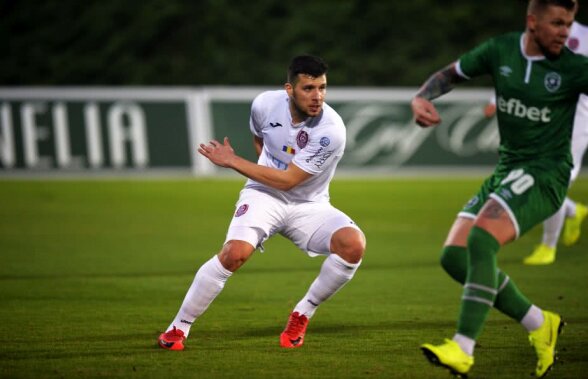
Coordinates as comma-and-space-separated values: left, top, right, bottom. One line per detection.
1, 0, 586, 86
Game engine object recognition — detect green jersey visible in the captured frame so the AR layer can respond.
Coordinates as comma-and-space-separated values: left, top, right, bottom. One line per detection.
458, 32, 588, 165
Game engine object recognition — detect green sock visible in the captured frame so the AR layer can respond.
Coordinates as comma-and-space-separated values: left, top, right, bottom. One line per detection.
441, 245, 532, 322
456, 226, 499, 340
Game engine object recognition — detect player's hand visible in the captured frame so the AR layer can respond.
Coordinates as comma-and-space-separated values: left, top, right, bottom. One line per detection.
411, 97, 441, 127
483, 103, 497, 118
198, 137, 236, 168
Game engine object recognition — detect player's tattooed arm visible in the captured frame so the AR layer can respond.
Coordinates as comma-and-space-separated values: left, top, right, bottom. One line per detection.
415, 63, 466, 101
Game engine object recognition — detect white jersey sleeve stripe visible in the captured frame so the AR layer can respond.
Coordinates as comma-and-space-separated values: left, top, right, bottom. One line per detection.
455, 60, 471, 80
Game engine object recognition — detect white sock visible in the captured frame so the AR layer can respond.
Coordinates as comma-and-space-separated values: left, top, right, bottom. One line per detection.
521, 305, 545, 332
564, 197, 577, 218
542, 205, 566, 248
167, 255, 232, 337
452, 333, 475, 356
293, 254, 361, 318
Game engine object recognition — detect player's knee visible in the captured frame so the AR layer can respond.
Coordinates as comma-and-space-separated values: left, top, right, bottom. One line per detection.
440, 245, 467, 284
331, 228, 366, 264
467, 226, 500, 260
218, 240, 255, 272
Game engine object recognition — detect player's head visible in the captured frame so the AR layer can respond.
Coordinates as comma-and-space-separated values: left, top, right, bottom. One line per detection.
287, 55, 328, 85
526, 0, 577, 57
285, 55, 328, 121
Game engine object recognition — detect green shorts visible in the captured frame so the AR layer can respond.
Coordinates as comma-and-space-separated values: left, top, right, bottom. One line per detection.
460, 160, 571, 238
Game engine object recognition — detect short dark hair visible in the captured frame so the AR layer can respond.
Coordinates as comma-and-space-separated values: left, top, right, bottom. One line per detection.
527, 0, 577, 14
287, 55, 328, 84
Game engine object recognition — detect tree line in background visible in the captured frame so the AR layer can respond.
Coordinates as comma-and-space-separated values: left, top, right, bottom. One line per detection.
2, 0, 585, 87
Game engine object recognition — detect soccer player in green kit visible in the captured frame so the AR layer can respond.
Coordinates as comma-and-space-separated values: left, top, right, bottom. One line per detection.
411, 0, 588, 377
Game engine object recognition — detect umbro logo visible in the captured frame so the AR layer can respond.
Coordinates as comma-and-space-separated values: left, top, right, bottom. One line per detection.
499, 66, 512, 77
270, 122, 283, 128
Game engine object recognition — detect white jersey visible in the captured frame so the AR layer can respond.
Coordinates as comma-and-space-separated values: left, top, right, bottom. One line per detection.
567, 21, 588, 56
567, 22, 588, 181
246, 90, 346, 203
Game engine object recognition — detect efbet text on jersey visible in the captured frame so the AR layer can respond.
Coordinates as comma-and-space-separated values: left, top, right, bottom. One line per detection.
497, 96, 551, 123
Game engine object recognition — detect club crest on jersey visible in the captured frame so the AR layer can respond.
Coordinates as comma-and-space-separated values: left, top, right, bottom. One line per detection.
320, 137, 330, 147
282, 145, 296, 154
296, 130, 309, 149
235, 204, 249, 217
544, 72, 561, 93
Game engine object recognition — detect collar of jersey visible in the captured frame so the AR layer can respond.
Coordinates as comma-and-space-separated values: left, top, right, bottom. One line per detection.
520, 33, 546, 61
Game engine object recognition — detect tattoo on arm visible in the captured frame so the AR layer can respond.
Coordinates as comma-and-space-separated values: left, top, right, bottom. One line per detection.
415, 64, 465, 101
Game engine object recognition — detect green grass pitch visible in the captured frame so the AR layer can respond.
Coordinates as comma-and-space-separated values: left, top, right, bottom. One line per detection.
0, 177, 587, 378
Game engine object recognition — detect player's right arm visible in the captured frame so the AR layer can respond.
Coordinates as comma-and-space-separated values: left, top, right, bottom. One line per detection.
411, 63, 466, 127
198, 137, 312, 191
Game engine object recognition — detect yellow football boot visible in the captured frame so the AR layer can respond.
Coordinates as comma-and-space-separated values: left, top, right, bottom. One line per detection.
523, 244, 556, 265
561, 203, 588, 246
528, 310, 565, 378
421, 339, 474, 377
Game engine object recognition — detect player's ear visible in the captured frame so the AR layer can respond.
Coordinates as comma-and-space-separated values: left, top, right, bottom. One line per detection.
527, 14, 537, 33
285, 82, 293, 97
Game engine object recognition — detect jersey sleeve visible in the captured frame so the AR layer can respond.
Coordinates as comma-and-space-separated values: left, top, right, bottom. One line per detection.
291, 125, 345, 175
249, 94, 265, 138
457, 38, 496, 79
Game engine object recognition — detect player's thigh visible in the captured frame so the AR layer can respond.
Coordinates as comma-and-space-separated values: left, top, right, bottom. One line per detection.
487, 163, 569, 239
282, 202, 363, 256
224, 188, 287, 251
444, 216, 475, 247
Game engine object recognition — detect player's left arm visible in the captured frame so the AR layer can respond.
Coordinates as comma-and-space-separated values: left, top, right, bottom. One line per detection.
415, 62, 466, 101
198, 137, 312, 191
411, 62, 467, 127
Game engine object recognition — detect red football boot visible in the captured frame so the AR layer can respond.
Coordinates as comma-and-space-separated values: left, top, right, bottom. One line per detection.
158, 326, 186, 351
280, 312, 309, 348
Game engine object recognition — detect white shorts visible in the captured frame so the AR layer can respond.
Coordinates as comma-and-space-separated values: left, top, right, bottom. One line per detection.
224, 188, 363, 256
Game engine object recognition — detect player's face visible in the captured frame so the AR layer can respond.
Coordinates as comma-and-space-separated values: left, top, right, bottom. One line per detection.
528, 5, 575, 57
286, 74, 327, 123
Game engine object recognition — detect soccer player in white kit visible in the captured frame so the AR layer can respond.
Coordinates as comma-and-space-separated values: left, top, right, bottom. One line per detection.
523, 20, 588, 265
158, 55, 366, 351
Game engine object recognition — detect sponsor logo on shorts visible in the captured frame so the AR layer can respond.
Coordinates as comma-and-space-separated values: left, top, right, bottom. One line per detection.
235, 204, 249, 217
320, 137, 330, 147
270, 122, 283, 128
296, 130, 309, 149
499, 188, 513, 200
465, 196, 479, 209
